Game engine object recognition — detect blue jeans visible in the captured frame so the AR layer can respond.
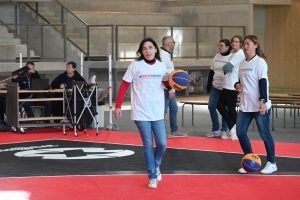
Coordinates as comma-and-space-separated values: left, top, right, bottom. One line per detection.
22, 101, 52, 118
208, 87, 228, 132
164, 90, 178, 132
236, 109, 276, 163
134, 119, 167, 179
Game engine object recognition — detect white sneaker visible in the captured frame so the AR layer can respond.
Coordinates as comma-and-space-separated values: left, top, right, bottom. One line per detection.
230, 125, 238, 140
166, 131, 174, 139
206, 131, 221, 138
238, 168, 247, 174
171, 130, 188, 137
221, 131, 231, 140
221, 131, 227, 138
260, 161, 277, 174
148, 179, 158, 189
156, 167, 162, 181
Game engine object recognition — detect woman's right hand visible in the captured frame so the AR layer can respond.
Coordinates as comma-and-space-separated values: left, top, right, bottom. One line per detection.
114, 108, 122, 120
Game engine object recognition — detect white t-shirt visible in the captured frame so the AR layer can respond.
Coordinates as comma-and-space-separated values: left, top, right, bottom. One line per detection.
123, 59, 169, 121
160, 48, 176, 92
223, 49, 245, 90
210, 53, 232, 90
238, 55, 271, 112
160, 48, 174, 73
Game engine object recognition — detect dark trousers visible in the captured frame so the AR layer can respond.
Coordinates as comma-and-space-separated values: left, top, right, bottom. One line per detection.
22, 101, 51, 118
217, 89, 238, 130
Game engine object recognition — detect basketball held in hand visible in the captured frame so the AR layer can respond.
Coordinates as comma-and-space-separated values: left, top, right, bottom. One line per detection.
168, 70, 190, 91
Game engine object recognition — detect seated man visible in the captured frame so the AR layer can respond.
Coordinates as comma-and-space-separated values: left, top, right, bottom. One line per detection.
12, 61, 51, 122
51, 61, 86, 89
51, 61, 86, 119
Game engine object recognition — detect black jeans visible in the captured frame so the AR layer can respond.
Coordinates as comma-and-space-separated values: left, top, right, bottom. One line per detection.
217, 89, 238, 130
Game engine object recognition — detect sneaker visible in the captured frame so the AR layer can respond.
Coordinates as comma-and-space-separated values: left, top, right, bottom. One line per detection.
206, 131, 221, 138
230, 125, 238, 140
171, 130, 188, 137
221, 131, 231, 140
156, 167, 162, 181
238, 168, 247, 174
260, 161, 277, 174
221, 131, 227, 137
166, 131, 174, 139
148, 179, 158, 189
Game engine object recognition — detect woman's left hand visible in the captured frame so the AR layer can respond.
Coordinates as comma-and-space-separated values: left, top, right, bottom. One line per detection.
259, 103, 268, 115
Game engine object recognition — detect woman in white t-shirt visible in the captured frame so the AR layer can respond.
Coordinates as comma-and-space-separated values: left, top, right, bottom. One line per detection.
217, 35, 245, 140
235, 35, 277, 174
114, 38, 170, 189
206, 39, 231, 138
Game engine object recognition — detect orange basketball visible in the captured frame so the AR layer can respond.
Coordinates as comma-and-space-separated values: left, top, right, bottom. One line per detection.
241, 153, 262, 173
168, 70, 190, 91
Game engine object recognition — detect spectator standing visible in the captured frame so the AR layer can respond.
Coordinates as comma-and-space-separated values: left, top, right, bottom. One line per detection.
161, 36, 188, 138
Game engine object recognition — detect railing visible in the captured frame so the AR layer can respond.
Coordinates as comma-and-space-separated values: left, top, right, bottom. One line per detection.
0, 21, 67, 62
0, 0, 67, 62
22, 0, 115, 61
115, 25, 245, 61
0, 0, 245, 62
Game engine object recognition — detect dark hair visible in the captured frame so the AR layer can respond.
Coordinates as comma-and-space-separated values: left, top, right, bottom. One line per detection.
231, 35, 243, 48
26, 61, 34, 66
136, 38, 161, 61
67, 61, 77, 69
243, 35, 267, 59
219, 39, 232, 51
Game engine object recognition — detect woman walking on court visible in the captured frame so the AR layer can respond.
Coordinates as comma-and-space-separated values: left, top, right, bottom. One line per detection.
114, 38, 169, 188
206, 39, 231, 138
235, 35, 277, 174
217, 35, 245, 140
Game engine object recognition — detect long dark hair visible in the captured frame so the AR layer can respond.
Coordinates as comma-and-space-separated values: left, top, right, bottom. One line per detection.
136, 38, 161, 61
219, 39, 232, 51
243, 35, 267, 59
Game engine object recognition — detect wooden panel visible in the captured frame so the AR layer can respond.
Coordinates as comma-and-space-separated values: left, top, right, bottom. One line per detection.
265, 1, 300, 90
7, 83, 19, 127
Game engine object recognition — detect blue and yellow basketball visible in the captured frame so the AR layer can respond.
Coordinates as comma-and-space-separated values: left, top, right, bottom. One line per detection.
241, 153, 261, 173
169, 70, 190, 91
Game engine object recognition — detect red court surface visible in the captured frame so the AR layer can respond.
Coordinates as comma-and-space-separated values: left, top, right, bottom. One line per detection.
0, 128, 300, 200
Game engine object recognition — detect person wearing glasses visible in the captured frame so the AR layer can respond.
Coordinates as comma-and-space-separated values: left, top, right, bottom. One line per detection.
160, 36, 188, 138
206, 39, 232, 138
